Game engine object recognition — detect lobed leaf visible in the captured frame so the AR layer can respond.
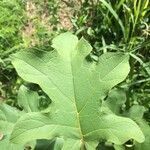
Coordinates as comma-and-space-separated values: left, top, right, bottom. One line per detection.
10, 33, 144, 149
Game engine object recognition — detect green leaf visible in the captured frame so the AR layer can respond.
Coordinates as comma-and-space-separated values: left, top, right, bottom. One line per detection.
99, 0, 125, 38
114, 145, 125, 150
10, 33, 144, 149
0, 58, 4, 64
0, 104, 24, 150
18, 85, 39, 112
104, 88, 126, 115
35, 138, 64, 150
128, 105, 150, 150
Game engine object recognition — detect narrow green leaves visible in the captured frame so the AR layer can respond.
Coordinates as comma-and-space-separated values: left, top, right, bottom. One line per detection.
99, 0, 125, 38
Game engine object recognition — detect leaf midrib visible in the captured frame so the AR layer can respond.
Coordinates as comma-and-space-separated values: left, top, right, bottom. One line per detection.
70, 56, 84, 143
13, 54, 84, 140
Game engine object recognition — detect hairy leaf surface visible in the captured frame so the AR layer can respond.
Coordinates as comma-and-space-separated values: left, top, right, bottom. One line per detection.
10, 33, 144, 149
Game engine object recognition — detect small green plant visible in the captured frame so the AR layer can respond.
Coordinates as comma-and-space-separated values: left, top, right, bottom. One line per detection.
0, 33, 146, 150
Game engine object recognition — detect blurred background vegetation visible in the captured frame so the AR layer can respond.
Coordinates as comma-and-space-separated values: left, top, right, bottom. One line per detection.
0, 0, 150, 149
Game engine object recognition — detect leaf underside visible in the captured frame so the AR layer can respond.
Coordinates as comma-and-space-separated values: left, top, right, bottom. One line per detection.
10, 33, 144, 149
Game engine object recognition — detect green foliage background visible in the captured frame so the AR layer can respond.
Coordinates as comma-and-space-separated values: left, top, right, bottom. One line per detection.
0, 0, 150, 149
